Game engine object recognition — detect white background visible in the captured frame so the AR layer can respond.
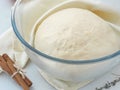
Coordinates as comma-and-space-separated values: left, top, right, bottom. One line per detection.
0, 0, 120, 90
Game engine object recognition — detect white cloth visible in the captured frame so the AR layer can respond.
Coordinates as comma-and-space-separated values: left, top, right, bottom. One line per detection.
0, 28, 29, 72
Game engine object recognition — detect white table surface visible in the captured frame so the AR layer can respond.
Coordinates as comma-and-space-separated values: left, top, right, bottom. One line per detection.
0, 0, 120, 90
0, 0, 14, 34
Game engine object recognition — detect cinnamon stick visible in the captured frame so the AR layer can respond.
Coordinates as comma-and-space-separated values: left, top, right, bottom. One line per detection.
0, 55, 25, 87
3, 54, 29, 90
0, 55, 23, 87
2, 54, 32, 87
0, 54, 32, 90
0, 55, 11, 74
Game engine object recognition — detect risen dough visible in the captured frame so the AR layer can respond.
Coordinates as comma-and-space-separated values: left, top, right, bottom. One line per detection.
34, 8, 120, 60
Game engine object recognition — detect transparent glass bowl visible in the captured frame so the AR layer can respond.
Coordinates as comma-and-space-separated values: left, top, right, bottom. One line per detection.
11, 0, 120, 89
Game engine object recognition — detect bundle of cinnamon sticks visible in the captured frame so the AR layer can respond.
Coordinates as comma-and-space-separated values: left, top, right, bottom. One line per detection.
0, 54, 32, 90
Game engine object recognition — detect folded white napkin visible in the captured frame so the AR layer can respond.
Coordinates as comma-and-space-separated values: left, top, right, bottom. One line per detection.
0, 28, 29, 73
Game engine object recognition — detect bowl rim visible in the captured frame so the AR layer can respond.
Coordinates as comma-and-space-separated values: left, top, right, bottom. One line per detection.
11, 0, 120, 64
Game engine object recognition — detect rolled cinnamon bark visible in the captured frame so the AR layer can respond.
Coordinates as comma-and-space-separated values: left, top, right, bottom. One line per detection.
2, 54, 32, 87
0, 54, 32, 90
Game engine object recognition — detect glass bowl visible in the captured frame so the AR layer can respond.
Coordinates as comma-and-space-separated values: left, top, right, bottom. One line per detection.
11, 0, 120, 89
